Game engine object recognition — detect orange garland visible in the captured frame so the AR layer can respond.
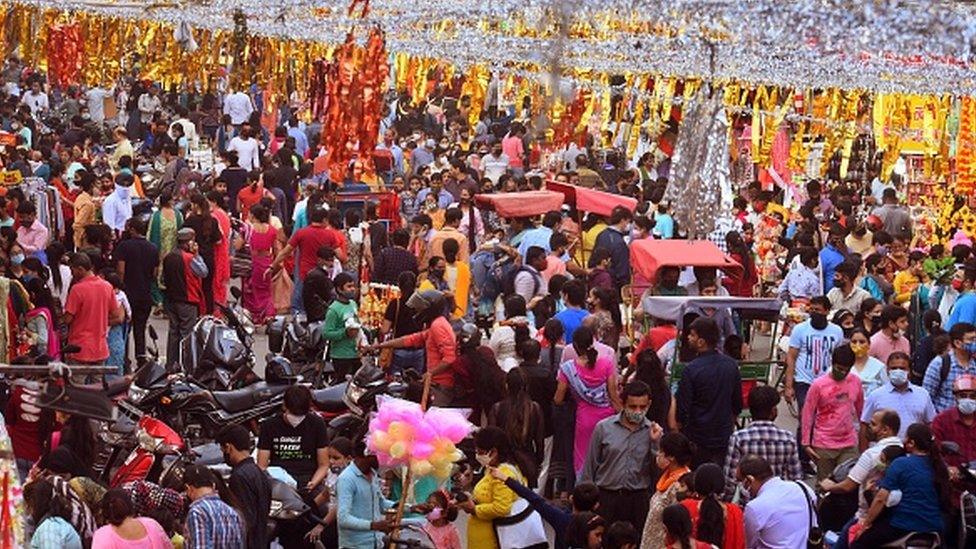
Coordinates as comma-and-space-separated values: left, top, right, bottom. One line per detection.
957, 97, 976, 195
319, 28, 389, 180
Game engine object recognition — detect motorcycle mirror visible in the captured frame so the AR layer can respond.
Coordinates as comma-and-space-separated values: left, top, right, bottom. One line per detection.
231, 286, 243, 300
148, 325, 159, 341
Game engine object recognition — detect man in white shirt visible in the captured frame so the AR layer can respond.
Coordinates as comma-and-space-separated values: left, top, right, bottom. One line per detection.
224, 88, 254, 126
138, 86, 162, 124
739, 455, 818, 549
20, 81, 49, 119
85, 84, 113, 125
173, 105, 199, 149
227, 127, 261, 170
481, 142, 510, 186
819, 409, 902, 549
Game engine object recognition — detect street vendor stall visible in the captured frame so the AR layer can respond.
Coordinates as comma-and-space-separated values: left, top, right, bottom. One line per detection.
630, 239, 742, 286
474, 190, 567, 217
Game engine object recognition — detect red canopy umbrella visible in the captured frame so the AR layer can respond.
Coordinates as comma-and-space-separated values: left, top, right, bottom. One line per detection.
546, 181, 638, 217
630, 239, 742, 285
475, 191, 567, 218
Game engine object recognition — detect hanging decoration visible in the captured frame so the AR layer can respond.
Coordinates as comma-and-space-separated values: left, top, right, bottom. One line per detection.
956, 97, 976, 195
46, 20, 82, 88
319, 28, 390, 180
663, 89, 730, 237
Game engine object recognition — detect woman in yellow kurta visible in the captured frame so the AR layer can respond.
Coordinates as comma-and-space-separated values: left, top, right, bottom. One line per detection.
458, 426, 526, 549
574, 218, 607, 267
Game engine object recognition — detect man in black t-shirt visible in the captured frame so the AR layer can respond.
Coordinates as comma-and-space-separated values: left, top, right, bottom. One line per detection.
114, 217, 159, 363
217, 425, 271, 549
303, 246, 336, 323
257, 385, 330, 489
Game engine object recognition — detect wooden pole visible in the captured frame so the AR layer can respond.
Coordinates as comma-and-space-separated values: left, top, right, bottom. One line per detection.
386, 366, 433, 548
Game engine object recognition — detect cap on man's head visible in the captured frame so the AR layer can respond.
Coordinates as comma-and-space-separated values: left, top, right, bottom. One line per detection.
954, 374, 976, 393
177, 227, 196, 243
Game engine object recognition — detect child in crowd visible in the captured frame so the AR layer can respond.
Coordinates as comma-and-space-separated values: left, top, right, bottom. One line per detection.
420, 489, 462, 549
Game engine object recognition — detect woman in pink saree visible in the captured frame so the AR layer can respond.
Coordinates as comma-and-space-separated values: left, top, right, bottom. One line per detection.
554, 325, 621, 474
242, 203, 278, 324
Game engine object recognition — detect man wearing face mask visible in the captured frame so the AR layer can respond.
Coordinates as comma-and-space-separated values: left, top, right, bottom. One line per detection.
801, 344, 864, 481
592, 205, 633, 291
827, 260, 870, 315
336, 441, 395, 548
101, 172, 133, 235
946, 266, 976, 330
858, 353, 935, 451
14, 202, 48, 262
932, 375, 976, 484
819, 226, 848, 291
216, 425, 271, 549
580, 381, 663, 531
784, 296, 844, 467
738, 455, 818, 549
323, 273, 363, 381
924, 322, 976, 412
819, 409, 902, 549
868, 305, 911, 364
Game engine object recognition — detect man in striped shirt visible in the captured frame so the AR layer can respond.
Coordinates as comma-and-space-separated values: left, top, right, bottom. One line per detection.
723, 385, 803, 502
184, 465, 245, 549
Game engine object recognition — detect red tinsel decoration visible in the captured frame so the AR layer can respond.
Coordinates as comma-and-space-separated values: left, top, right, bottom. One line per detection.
314, 28, 389, 180
47, 23, 83, 88
551, 89, 590, 148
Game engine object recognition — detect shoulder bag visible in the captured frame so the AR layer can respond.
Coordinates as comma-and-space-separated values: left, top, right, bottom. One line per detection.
794, 481, 823, 549
493, 496, 548, 549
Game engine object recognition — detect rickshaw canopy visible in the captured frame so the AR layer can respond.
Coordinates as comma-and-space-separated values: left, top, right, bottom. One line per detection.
475, 190, 567, 218
640, 296, 782, 325
546, 181, 638, 217
630, 239, 742, 284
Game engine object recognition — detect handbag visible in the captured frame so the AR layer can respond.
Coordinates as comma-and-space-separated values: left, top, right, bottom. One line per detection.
794, 481, 823, 549
378, 299, 397, 369
493, 494, 548, 549
231, 244, 252, 279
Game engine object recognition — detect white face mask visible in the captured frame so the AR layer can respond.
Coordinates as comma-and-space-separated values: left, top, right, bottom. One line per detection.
888, 369, 909, 386
284, 412, 305, 427
475, 452, 492, 468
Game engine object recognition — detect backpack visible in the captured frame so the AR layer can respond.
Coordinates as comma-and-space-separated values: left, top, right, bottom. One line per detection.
501, 265, 540, 298
936, 353, 952, 395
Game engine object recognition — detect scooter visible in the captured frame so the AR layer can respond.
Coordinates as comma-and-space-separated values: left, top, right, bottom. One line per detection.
179, 287, 258, 391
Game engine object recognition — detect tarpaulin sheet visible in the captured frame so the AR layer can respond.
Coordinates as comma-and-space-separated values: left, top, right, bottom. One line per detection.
630, 239, 742, 283
546, 181, 638, 217
475, 191, 566, 218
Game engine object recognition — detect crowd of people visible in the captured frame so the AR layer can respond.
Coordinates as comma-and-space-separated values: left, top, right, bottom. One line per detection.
0, 56, 970, 549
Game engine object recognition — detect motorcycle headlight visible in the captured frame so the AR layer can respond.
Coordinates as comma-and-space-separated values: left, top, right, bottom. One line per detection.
343, 384, 367, 415
127, 385, 148, 404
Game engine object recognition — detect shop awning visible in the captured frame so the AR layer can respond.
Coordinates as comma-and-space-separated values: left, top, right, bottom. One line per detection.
546, 181, 638, 217
475, 191, 567, 218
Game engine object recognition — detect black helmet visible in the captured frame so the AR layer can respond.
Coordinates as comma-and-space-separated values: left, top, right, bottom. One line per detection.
458, 323, 481, 350
406, 289, 447, 323
265, 354, 298, 384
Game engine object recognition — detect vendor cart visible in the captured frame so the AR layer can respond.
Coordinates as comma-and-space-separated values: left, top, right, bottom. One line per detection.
545, 180, 638, 217
334, 189, 402, 231
474, 190, 567, 218
641, 296, 782, 426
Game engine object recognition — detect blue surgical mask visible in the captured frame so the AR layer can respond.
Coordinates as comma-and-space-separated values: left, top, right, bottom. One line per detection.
965, 342, 976, 356
10, 253, 24, 266
888, 369, 909, 386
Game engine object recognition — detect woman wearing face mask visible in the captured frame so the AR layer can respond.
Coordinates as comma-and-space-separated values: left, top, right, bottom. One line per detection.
555, 326, 621, 474
458, 426, 544, 549
640, 432, 695, 549
6, 242, 25, 280
849, 328, 888, 396
854, 298, 883, 335
851, 423, 949, 548
587, 286, 621, 350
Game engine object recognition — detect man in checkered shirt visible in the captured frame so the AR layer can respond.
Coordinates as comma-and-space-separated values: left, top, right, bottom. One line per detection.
722, 385, 803, 502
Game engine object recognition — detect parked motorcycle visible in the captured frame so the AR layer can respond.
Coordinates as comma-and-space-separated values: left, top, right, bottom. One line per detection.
323, 360, 415, 442
179, 287, 258, 391
268, 309, 333, 389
